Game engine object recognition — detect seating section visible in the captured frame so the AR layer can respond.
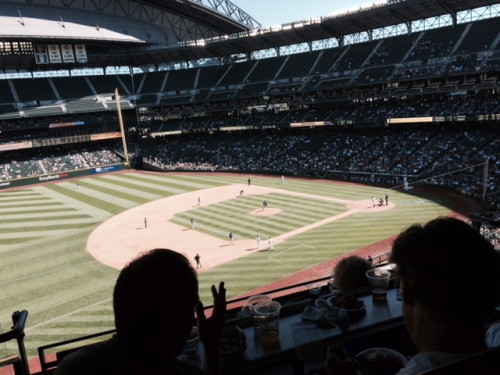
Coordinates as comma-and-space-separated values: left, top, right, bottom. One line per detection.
0, 18, 497, 208
52, 77, 93, 99
332, 40, 378, 72
64, 98, 106, 113
0, 159, 45, 180
158, 95, 193, 106
313, 48, 343, 74
0, 104, 20, 119
0, 16, 498, 118
13, 78, 56, 103
137, 71, 166, 95
246, 56, 287, 82
196, 65, 229, 89
357, 66, 395, 83
88, 75, 126, 96
0, 80, 15, 103
0, 145, 124, 181
165, 69, 197, 91
367, 35, 414, 66
219, 60, 256, 86
238, 82, 269, 98
207, 90, 236, 101
459, 17, 500, 52
22, 106, 64, 117
276, 51, 321, 79
408, 23, 467, 61
135, 94, 158, 105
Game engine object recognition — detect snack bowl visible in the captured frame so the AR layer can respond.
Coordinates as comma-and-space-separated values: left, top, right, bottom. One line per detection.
355, 347, 407, 374
220, 325, 247, 357
327, 294, 366, 320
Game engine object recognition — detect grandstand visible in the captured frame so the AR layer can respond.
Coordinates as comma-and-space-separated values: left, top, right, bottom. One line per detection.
1, 4, 499, 165
0, 0, 499, 373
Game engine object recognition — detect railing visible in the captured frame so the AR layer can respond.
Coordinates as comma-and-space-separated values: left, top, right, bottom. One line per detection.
35, 254, 391, 373
37, 329, 116, 375
0, 310, 29, 375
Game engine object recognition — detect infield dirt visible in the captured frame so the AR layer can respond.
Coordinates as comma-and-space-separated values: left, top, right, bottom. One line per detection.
87, 183, 394, 271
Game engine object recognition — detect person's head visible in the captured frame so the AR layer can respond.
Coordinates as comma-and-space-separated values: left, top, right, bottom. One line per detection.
390, 217, 499, 331
113, 249, 198, 358
333, 255, 373, 294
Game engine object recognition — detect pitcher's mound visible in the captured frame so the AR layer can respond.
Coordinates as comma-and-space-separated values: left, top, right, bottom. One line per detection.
250, 208, 282, 216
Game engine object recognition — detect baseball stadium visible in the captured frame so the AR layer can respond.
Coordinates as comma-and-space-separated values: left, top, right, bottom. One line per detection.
0, 0, 499, 374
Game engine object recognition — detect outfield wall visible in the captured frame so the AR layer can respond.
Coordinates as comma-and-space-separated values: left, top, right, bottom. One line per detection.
0, 163, 128, 190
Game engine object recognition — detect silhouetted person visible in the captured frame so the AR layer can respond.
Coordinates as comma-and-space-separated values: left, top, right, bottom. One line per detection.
332, 255, 373, 295
55, 249, 226, 375
325, 217, 499, 375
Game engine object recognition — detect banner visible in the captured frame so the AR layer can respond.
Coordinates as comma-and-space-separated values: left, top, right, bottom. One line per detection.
48, 44, 62, 63
34, 45, 49, 64
0, 141, 33, 152
61, 44, 75, 63
74, 44, 88, 63
91, 165, 123, 174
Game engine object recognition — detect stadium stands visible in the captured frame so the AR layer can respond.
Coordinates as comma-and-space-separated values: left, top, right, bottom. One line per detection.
1, 16, 499, 123
142, 121, 499, 210
12, 78, 56, 104
51, 77, 94, 99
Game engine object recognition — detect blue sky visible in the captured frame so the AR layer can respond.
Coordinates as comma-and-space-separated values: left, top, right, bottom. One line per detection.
231, 0, 375, 28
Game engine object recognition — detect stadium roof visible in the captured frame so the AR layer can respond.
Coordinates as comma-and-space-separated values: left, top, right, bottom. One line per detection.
0, 0, 256, 45
155, 0, 500, 61
144, 0, 261, 32
1, 0, 499, 70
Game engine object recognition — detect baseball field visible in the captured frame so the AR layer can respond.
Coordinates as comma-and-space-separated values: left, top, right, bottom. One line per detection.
0, 170, 462, 358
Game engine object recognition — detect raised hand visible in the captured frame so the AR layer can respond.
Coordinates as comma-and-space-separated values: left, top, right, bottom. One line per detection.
196, 282, 226, 375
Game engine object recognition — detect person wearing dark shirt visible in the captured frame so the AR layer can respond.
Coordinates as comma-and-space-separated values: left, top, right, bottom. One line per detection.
324, 217, 499, 375
55, 249, 226, 375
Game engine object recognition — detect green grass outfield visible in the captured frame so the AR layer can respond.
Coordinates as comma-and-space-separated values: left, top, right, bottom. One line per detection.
0, 171, 452, 357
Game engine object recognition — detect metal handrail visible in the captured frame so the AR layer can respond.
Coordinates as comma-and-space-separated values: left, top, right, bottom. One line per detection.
36, 253, 392, 373
0, 310, 29, 375
37, 329, 116, 374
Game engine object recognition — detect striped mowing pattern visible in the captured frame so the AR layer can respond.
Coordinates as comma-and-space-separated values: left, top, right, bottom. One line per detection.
171, 192, 346, 240
0, 172, 450, 356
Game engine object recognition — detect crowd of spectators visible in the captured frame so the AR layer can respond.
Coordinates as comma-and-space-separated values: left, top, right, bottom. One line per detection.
143, 123, 499, 212
480, 225, 500, 246
41, 148, 123, 174
408, 39, 455, 60
143, 91, 500, 133
0, 157, 45, 181
0, 144, 124, 181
